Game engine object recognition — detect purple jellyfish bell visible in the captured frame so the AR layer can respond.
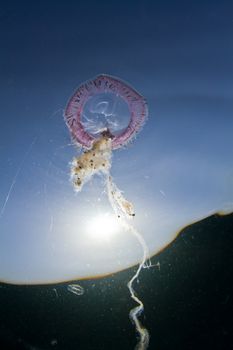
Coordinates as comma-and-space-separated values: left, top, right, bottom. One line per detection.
64, 74, 148, 149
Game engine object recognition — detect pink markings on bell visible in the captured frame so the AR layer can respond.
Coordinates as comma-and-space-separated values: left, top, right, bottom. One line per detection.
64, 74, 148, 149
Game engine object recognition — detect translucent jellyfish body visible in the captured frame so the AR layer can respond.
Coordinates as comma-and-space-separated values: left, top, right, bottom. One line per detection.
64, 75, 148, 205
64, 74, 148, 149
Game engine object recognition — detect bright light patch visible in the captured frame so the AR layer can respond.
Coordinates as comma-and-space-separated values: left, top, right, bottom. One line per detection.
86, 213, 121, 242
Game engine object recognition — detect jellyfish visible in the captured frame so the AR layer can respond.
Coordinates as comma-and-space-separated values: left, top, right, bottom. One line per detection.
64, 74, 150, 349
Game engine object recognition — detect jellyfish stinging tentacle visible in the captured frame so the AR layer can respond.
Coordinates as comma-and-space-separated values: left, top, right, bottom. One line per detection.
106, 175, 150, 350
64, 74, 149, 350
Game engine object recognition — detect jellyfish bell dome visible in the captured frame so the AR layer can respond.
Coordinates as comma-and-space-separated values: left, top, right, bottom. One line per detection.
64, 74, 148, 149
81, 91, 131, 138
0, 74, 232, 285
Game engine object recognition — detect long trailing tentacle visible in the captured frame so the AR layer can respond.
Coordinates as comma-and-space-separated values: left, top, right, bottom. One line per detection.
70, 134, 150, 350
106, 174, 150, 350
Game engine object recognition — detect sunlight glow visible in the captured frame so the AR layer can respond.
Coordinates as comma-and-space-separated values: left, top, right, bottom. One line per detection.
86, 213, 121, 242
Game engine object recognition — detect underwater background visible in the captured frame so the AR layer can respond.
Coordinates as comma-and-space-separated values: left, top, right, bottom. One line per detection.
0, 214, 233, 349
0, 0, 232, 349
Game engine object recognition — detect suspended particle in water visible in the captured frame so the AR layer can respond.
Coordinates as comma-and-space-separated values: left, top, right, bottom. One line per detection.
50, 339, 58, 346
67, 283, 84, 296
52, 288, 58, 298
67, 284, 84, 296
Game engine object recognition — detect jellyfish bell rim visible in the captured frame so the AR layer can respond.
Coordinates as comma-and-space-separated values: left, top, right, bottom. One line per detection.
64, 74, 148, 150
